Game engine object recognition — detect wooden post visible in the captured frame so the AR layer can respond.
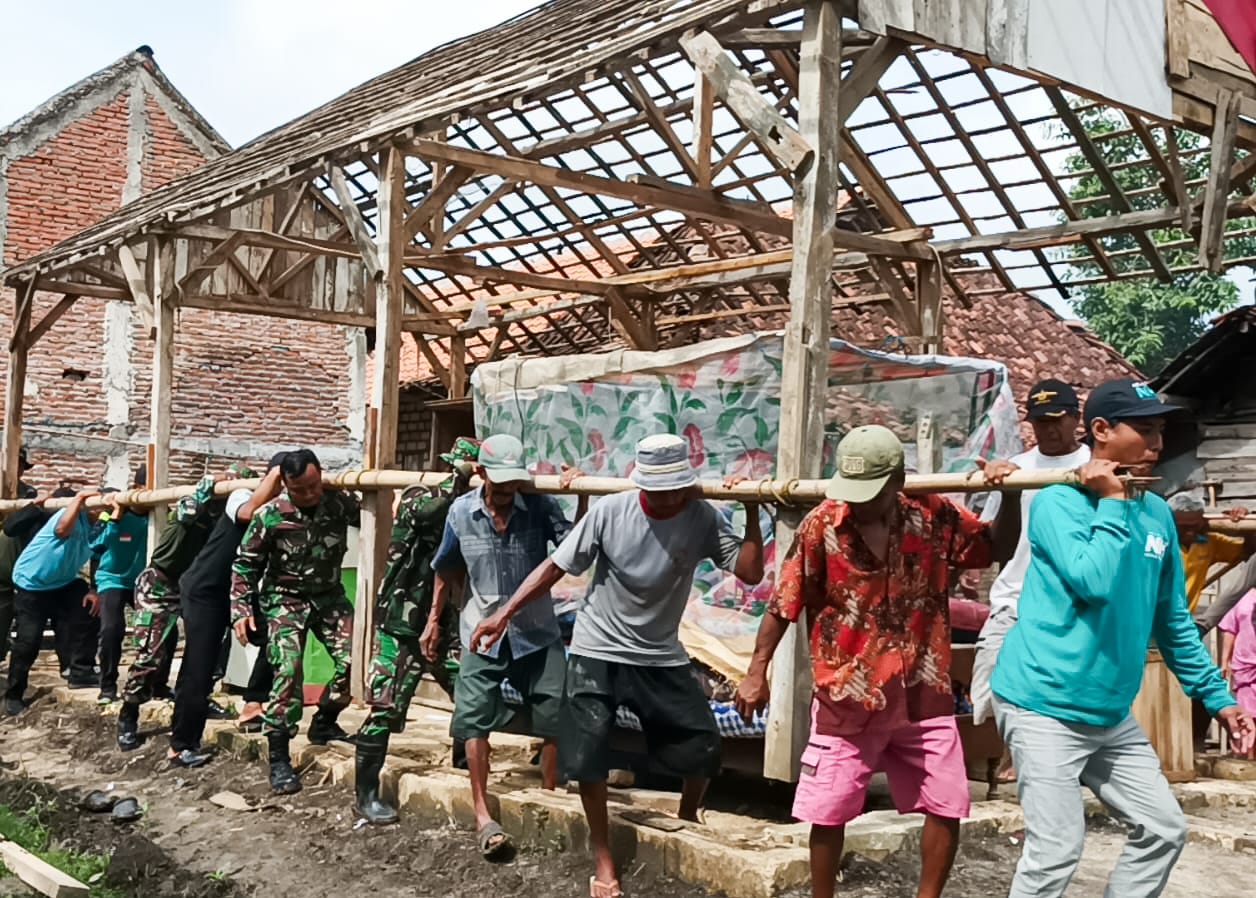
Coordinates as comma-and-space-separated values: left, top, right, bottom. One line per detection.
449, 335, 467, 399
2, 279, 35, 499
147, 238, 177, 552
351, 144, 406, 700
916, 257, 944, 355
693, 73, 715, 189
764, 0, 840, 783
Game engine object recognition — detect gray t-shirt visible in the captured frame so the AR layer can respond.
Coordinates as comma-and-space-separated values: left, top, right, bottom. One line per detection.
551, 490, 743, 667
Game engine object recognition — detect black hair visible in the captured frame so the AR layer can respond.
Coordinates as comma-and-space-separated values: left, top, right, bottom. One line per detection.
280, 448, 321, 479
268, 451, 291, 471
51, 487, 76, 498
133, 464, 147, 488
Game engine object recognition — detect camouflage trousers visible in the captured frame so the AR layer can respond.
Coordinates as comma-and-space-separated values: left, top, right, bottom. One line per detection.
121, 568, 180, 705
359, 631, 457, 739
262, 594, 353, 738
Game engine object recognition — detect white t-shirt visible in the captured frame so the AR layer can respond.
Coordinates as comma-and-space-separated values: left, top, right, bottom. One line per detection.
551, 490, 743, 666
983, 444, 1091, 613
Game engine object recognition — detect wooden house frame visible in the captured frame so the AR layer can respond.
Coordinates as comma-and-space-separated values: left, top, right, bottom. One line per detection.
4, 0, 1255, 779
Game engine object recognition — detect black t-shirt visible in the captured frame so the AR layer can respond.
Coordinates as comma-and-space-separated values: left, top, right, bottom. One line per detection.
178, 511, 248, 603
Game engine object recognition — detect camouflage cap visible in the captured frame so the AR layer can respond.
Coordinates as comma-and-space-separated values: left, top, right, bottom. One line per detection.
439, 437, 481, 469
227, 461, 258, 479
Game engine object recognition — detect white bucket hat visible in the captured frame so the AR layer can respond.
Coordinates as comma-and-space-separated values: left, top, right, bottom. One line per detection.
629, 434, 698, 492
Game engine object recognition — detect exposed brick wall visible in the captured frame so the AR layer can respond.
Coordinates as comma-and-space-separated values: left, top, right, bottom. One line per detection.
2, 93, 130, 265
141, 96, 204, 192
397, 390, 434, 471
1, 70, 357, 495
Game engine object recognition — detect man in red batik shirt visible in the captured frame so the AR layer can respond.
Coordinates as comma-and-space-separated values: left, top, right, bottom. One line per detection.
736, 425, 1017, 898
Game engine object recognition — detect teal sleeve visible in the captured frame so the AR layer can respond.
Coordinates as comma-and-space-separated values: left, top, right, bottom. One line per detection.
1153, 510, 1236, 716
90, 519, 118, 556
1027, 490, 1131, 607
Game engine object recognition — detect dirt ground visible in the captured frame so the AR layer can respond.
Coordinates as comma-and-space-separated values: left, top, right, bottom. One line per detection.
2, 699, 1254, 897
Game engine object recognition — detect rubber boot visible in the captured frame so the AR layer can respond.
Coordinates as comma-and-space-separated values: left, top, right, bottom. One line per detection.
354, 733, 399, 825
308, 705, 355, 746
117, 701, 141, 752
267, 732, 302, 794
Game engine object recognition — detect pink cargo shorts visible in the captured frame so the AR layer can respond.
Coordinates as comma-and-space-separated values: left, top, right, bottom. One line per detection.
791, 712, 971, 827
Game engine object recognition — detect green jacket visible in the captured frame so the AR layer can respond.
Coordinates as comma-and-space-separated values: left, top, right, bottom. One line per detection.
376, 485, 454, 639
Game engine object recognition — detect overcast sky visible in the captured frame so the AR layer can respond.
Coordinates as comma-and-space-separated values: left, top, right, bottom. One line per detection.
0, 0, 539, 146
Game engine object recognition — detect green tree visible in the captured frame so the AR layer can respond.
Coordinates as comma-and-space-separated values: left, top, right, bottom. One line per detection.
1061, 106, 1255, 375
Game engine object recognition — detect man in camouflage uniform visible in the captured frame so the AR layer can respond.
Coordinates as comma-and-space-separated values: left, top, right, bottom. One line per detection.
116, 463, 255, 751
353, 438, 479, 825
230, 448, 360, 794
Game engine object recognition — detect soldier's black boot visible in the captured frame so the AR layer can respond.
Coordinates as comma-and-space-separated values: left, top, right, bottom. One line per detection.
116, 701, 141, 752
308, 705, 355, 746
268, 732, 302, 794
354, 733, 399, 825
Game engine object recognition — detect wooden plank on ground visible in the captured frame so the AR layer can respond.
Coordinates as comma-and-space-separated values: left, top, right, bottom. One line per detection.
0, 837, 90, 897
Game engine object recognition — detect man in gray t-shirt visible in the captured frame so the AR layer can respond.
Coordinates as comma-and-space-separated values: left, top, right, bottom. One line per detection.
470, 433, 764, 898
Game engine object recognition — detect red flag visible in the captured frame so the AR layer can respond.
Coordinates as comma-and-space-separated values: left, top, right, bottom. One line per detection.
1204, 0, 1256, 76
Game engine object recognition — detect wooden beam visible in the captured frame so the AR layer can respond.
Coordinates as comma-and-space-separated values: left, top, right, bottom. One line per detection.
1047, 87, 1174, 282
0, 836, 90, 897
440, 180, 518, 244
931, 201, 1253, 255
680, 29, 814, 174
403, 164, 475, 244
1201, 88, 1243, 273
116, 243, 154, 328
404, 252, 622, 296
620, 70, 703, 183
255, 182, 310, 282
180, 294, 375, 328
176, 231, 246, 297
415, 242, 882, 325
837, 36, 904, 123
606, 286, 658, 350
28, 279, 126, 301
916, 257, 945, 354
693, 73, 715, 189
329, 165, 383, 275
147, 237, 177, 550
2, 279, 34, 498
175, 223, 365, 262
1164, 127, 1195, 234
410, 138, 792, 237
352, 143, 406, 701
448, 335, 467, 399
27, 294, 78, 346
411, 333, 451, 387
767, 0, 839, 785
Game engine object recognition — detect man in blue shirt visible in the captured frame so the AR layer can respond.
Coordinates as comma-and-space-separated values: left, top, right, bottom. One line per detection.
992, 378, 1255, 898
93, 467, 150, 703
429, 433, 584, 859
4, 488, 101, 715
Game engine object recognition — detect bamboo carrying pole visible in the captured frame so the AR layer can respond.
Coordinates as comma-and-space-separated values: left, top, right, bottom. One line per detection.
0, 466, 1150, 515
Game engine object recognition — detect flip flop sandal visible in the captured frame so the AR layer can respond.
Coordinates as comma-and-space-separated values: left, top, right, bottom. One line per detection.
589, 876, 623, 898
79, 790, 119, 813
236, 718, 264, 733
476, 821, 513, 859
111, 797, 143, 824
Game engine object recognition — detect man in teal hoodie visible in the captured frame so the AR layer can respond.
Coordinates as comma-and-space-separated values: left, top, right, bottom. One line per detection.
992, 378, 1254, 898
93, 468, 150, 703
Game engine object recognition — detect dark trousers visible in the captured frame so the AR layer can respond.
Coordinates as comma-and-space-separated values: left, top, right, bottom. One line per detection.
97, 588, 135, 692
5, 581, 95, 702
0, 589, 14, 670
170, 586, 228, 752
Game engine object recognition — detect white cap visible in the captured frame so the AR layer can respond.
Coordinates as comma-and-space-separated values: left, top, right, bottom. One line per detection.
225, 488, 252, 523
